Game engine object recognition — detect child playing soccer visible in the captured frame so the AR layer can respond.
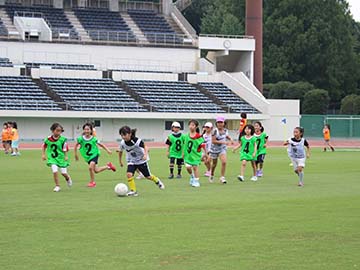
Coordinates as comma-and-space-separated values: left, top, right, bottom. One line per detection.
184, 119, 206, 188
284, 127, 310, 187
323, 124, 335, 152
74, 123, 116, 188
233, 124, 258, 182
118, 126, 164, 197
209, 116, 234, 184
41, 123, 72, 192
202, 122, 213, 177
254, 121, 268, 177
165, 121, 185, 179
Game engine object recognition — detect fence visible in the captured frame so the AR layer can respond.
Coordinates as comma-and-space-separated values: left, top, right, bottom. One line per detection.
301, 115, 360, 138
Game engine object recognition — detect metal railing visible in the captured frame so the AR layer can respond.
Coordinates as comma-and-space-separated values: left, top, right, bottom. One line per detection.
86, 29, 138, 43
119, 1, 161, 13
199, 33, 254, 39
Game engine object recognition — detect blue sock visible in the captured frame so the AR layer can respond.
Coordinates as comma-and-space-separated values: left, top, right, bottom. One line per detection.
299, 172, 304, 183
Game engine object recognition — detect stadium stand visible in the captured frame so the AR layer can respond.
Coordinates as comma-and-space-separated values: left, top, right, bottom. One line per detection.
0, 57, 13, 67
127, 9, 182, 44
124, 80, 226, 113
0, 18, 8, 36
25, 62, 96, 70
198, 82, 258, 113
4, 4, 79, 39
42, 77, 148, 112
73, 8, 136, 42
0, 76, 61, 110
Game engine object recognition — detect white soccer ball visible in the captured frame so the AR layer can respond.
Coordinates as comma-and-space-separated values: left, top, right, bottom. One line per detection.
114, 183, 128, 197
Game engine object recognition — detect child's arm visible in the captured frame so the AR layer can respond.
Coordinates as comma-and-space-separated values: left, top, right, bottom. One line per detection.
226, 135, 234, 145
264, 136, 269, 148
305, 140, 310, 158
98, 142, 112, 155
118, 150, 124, 167
252, 141, 258, 158
212, 135, 227, 145
63, 141, 69, 161
232, 141, 242, 152
74, 142, 80, 161
41, 143, 47, 161
143, 144, 148, 161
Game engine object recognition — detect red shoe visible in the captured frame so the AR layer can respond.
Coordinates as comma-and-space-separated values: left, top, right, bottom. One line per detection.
87, 181, 96, 188
107, 162, 116, 172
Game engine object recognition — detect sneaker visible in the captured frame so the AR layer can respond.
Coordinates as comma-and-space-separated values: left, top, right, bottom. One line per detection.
251, 176, 258, 182
176, 174, 182, 179
16, 152, 21, 156
257, 170, 263, 177
220, 176, 227, 184
11, 153, 16, 156
67, 179, 73, 187
168, 174, 174, 179
127, 190, 139, 197
191, 179, 200, 187
156, 179, 165, 190
237, 175, 244, 182
298, 182, 304, 187
204, 170, 211, 177
107, 162, 116, 172
53, 186, 61, 192
189, 175, 194, 185
136, 173, 144, 180
87, 181, 96, 188
208, 175, 214, 183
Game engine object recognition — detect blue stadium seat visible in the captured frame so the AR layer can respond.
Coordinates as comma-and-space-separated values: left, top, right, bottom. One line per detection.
25, 62, 96, 70
0, 18, 8, 36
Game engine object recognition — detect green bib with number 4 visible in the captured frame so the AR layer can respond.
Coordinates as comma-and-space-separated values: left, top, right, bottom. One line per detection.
77, 136, 100, 162
240, 135, 256, 161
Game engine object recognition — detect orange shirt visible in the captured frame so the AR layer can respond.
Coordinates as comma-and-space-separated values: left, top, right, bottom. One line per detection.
323, 129, 330, 140
2, 128, 12, 141
239, 119, 247, 132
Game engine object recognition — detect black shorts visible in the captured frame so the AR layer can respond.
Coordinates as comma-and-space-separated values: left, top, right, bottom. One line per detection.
127, 163, 151, 177
256, 154, 266, 164
2, 140, 11, 145
88, 155, 99, 164
169, 157, 184, 166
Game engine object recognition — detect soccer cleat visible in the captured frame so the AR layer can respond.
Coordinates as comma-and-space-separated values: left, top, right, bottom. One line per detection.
191, 179, 200, 187
257, 170, 263, 177
53, 186, 61, 192
220, 176, 227, 184
87, 181, 96, 188
204, 171, 211, 177
66, 179, 73, 187
107, 162, 116, 172
127, 191, 139, 197
237, 175, 245, 182
176, 174, 182, 179
208, 176, 214, 183
251, 176, 258, 182
156, 179, 165, 190
168, 174, 174, 179
298, 182, 304, 187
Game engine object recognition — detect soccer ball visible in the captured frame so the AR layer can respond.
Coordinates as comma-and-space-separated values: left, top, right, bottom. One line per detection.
114, 183, 128, 197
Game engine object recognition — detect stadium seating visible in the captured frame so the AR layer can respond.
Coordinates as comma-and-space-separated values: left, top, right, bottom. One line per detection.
127, 9, 182, 44
0, 57, 13, 67
73, 8, 136, 42
5, 5, 79, 39
198, 82, 258, 113
124, 80, 225, 113
0, 76, 62, 110
42, 77, 147, 112
0, 18, 8, 36
25, 62, 96, 70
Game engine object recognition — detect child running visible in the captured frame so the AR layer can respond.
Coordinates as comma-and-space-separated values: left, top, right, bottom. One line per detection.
233, 124, 258, 182
165, 121, 185, 179
284, 127, 310, 187
184, 119, 206, 188
323, 124, 335, 152
209, 116, 234, 184
74, 123, 116, 188
202, 122, 213, 177
254, 121, 268, 177
10, 122, 20, 156
2, 122, 11, 154
118, 126, 165, 197
41, 123, 72, 192
238, 112, 247, 140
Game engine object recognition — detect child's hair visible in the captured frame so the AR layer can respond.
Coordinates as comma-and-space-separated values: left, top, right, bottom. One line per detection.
240, 112, 247, 119
119, 126, 137, 139
243, 124, 255, 135
82, 122, 94, 135
50, 123, 64, 132
188, 119, 200, 133
254, 121, 264, 132
324, 124, 331, 130
295, 127, 305, 137
3, 122, 8, 127
11, 122, 17, 129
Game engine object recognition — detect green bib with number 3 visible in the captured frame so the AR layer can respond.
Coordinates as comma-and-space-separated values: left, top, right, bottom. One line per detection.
44, 136, 69, 168
77, 136, 100, 162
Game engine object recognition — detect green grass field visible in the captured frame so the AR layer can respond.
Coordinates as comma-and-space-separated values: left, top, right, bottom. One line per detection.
0, 148, 359, 270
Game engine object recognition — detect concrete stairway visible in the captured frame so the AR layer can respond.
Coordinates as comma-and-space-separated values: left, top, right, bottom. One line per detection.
121, 13, 149, 44
64, 10, 91, 42
165, 16, 185, 35
0, 8, 20, 38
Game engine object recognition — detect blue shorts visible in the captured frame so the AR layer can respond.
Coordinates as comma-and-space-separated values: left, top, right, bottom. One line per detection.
11, 140, 19, 148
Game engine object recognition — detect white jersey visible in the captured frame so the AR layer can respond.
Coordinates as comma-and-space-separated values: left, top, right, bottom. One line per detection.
210, 128, 228, 154
203, 133, 212, 152
287, 137, 309, 159
119, 137, 146, 165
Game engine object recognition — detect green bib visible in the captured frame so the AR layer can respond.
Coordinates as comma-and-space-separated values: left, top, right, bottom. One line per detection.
44, 136, 69, 168
183, 133, 204, 166
255, 132, 267, 156
77, 136, 100, 162
240, 136, 257, 161
168, 133, 185, 159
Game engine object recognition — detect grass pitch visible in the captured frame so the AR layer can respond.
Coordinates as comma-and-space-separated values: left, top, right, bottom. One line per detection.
0, 148, 359, 270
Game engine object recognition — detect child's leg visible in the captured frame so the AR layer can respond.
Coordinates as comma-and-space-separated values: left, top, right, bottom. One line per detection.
219, 153, 227, 178
127, 171, 137, 192
251, 161, 257, 176
297, 166, 304, 185
205, 156, 211, 171
241, 160, 247, 176
169, 157, 175, 176
186, 164, 193, 175
51, 165, 60, 187
142, 163, 165, 189
211, 157, 218, 176
327, 140, 335, 151
176, 159, 183, 176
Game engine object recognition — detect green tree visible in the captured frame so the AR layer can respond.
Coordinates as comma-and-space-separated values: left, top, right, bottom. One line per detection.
340, 94, 360, 114
302, 89, 330, 114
